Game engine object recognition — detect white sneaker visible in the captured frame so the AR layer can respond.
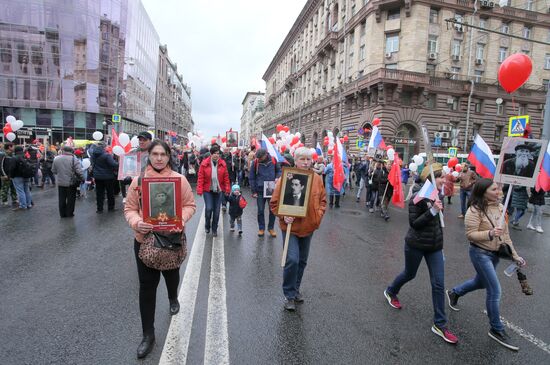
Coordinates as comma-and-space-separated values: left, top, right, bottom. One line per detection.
536, 226, 544, 233
527, 224, 536, 231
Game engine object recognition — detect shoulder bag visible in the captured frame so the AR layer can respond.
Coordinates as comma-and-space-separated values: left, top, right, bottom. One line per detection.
482, 210, 513, 259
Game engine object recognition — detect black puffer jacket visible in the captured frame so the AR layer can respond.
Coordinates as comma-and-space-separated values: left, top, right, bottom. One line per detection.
529, 187, 546, 206
90, 145, 118, 180
405, 183, 443, 252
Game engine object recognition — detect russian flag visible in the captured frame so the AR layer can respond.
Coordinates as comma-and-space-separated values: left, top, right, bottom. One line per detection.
316, 142, 323, 158
332, 136, 346, 191
467, 135, 496, 179
536, 141, 550, 192
413, 179, 439, 204
261, 134, 287, 164
368, 126, 386, 150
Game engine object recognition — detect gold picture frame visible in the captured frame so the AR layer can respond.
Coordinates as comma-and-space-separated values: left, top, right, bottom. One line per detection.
276, 167, 313, 218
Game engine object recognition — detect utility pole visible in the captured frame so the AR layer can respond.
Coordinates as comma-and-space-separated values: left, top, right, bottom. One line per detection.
463, 0, 477, 152
543, 86, 550, 140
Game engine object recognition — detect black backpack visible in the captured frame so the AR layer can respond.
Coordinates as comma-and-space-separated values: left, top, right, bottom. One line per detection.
19, 158, 35, 178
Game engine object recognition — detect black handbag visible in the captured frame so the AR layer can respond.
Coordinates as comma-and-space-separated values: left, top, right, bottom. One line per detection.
152, 231, 183, 250
70, 157, 83, 187
483, 211, 513, 259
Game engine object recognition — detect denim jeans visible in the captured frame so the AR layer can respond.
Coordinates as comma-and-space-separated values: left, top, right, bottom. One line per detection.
460, 188, 471, 215
256, 194, 275, 230
528, 205, 543, 227
512, 208, 525, 224
203, 191, 223, 232
230, 215, 242, 231
452, 245, 503, 332
282, 232, 313, 300
12, 177, 32, 208
387, 244, 447, 328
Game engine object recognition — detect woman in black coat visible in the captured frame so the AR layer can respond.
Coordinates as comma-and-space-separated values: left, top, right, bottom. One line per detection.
527, 187, 545, 233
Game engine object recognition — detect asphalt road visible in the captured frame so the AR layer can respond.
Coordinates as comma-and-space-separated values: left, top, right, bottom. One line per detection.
1, 183, 549, 364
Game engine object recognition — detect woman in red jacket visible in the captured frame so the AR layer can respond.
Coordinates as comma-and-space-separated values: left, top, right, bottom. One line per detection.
196, 144, 230, 236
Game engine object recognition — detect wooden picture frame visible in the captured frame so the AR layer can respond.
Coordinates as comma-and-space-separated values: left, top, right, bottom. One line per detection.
226, 131, 239, 148
141, 177, 183, 231
118, 152, 141, 180
276, 167, 313, 218
494, 137, 548, 188
263, 181, 275, 198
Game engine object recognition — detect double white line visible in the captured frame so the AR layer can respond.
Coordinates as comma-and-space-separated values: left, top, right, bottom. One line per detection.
159, 208, 229, 364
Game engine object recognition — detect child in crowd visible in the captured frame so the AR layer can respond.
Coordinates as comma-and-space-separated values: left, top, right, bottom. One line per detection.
228, 184, 246, 236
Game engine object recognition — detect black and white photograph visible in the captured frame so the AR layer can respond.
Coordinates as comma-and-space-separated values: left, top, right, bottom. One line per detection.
263, 181, 275, 198
276, 167, 313, 217
494, 137, 548, 187
118, 152, 141, 179
149, 182, 176, 218
226, 131, 238, 147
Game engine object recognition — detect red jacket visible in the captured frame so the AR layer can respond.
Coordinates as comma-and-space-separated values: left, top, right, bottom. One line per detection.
197, 157, 230, 195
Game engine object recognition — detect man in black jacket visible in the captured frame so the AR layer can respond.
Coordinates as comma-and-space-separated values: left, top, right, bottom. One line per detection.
0, 142, 18, 207
90, 143, 119, 213
383, 163, 459, 345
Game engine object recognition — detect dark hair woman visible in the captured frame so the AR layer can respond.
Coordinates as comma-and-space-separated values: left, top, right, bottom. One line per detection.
447, 178, 526, 351
383, 163, 459, 345
196, 144, 230, 236
124, 139, 196, 358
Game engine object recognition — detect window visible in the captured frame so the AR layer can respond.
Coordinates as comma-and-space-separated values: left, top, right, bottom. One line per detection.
426, 64, 436, 76
545, 54, 550, 69
452, 40, 462, 57
349, 51, 354, 67
479, 18, 487, 29
359, 45, 365, 61
385, 34, 399, 53
499, 47, 507, 63
351, 0, 357, 16
497, 102, 505, 115
523, 26, 531, 39
402, 91, 412, 106
494, 125, 503, 141
386, 63, 397, 69
429, 8, 439, 24
543, 79, 549, 91
474, 99, 483, 113
450, 96, 459, 111
451, 67, 461, 80
518, 104, 527, 115
428, 35, 438, 54
547, 29, 550, 43
476, 44, 484, 60
349, 32, 355, 45
426, 93, 437, 109
501, 22, 510, 34
0, 42, 12, 63
474, 70, 484, 83
360, 23, 366, 36
387, 8, 400, 20
526, 0, 534, 11
37, 81, 47, 101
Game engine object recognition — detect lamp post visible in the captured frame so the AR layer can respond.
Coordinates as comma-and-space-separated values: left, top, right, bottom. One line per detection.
114, 55, 135, 134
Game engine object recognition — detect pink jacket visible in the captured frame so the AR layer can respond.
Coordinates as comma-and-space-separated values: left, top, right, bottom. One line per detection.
124, 165, 196, 243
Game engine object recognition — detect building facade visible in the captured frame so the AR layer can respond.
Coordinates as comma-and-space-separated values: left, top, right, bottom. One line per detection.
240, 91, 265, 145
0, 0, 161, 144
262, 0, 550, 162
155, 45, 193, 144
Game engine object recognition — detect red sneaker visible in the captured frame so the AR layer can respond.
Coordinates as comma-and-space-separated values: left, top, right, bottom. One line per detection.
383, 289, 402, 309
431, 325, 458, 344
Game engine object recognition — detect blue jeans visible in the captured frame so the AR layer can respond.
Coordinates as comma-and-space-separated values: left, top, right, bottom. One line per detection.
203, 192, 223, 232
256, 194, 275, 230
282, 232, 313, 300
452, 245, 503, 332
460, 188, 471, 215
512, 208, 525, 224
387, 244, 447, 328
12, 177, 32, 208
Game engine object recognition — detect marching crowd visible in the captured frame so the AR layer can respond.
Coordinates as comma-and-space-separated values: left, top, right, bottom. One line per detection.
0, 136, 547, 358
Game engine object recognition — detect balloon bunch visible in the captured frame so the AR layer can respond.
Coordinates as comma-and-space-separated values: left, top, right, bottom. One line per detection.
186, 131, 207, 149
408, 154, 424, 173
3, 115, 24, 141
272, 124, 304, 156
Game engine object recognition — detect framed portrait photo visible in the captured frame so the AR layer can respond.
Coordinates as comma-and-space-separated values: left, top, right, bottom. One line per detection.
141, 177, 183, 231
494, 137, 548, 187
118, 152, 141, 180
226, 131, 239, 148
263, 181, 275, 198
277, 167, 314, 218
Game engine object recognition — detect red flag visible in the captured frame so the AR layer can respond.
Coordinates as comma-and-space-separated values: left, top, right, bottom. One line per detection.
388, 156, 405, 208
111, 128, 120, 148
332, 137, 345, 192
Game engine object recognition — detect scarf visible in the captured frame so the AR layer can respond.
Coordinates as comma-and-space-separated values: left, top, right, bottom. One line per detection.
211, 159, 220, 192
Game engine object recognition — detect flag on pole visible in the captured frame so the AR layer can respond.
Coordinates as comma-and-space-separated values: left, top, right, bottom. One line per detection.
337, 137, 348, 163
111, 128, 120, 148
536, 141, 550, 192
332, 136, 346, 191
316, 142, 323, 158
388, 156, 405, 208
261, 134, 287, 164
367, 126, 386, 150
413, 179, 439, 204
467, 134, 496, 179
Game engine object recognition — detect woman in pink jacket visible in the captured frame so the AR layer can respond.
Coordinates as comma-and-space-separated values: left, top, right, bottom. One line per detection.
124, 140, 196, 359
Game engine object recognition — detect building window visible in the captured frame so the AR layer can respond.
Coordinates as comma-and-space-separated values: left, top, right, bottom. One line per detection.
523, 26, 531, 39
428, 35, 438, 54
543, 79, 549, 91
386, 63, 397, 69
518, 104, 527, 115
385, 34, 399, 53
451, 66, 461, 80
474, 70, 484, 83
497, 102, 505, 115
476, 44, 484, 60
426, 63, 436, 76
429, 8, 439, 24
494, 125, 503, 141
426, 93, 437, 109
452, 40, 461, 57
402, 91, 412, 106
450, 97, 459, 111
349, 32, 355, 45
499, 47, 507, 63
501, 22, 510, 34
545, 54, 550, 69
349, 51, 354, 67
479, 18, 487, 29
474, 99, 482, 113
0, 42, 12, 63
359, 45, 365, 61
526, 0, 534, 11
387, 8, 400, 20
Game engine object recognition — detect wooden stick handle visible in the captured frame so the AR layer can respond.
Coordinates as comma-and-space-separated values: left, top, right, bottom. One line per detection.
499, 185, 513, 228
281, 223, 292, 268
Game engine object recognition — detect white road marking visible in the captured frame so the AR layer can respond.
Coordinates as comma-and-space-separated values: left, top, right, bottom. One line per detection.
204, 217, 230, 365
483, 310, 550, 355
159, 211, 207, 365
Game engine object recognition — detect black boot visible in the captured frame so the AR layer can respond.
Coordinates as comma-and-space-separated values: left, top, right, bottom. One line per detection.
335, 195, 340, 208
137, 333, 155, 359
170, 299, 180, 315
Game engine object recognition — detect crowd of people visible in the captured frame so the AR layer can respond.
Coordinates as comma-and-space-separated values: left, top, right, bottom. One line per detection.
1, 136, 547, 358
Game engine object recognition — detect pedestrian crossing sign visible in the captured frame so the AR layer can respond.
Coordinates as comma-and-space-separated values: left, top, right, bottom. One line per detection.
112, 113, 121, 123
448, 147, 458, 158
508, 115, 529, 137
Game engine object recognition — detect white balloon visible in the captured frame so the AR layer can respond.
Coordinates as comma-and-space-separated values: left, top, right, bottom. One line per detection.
221, 142, 227, 149
113, 145, 125, 156
130, 136, 139, 148
279, 131, 286, 138
118, 133, 130, 147
295, 132, 301, 138
10, 119, 24, 131
409, 162, 418, 172
92, 131, 103, 141
82, 158, 91, 169
414, 156, 424, 166
452, 171, 460, 178
443, 166, 451, 174
6, 132, 16, 141
6, 115, 16, 124
387, 149, 395, 160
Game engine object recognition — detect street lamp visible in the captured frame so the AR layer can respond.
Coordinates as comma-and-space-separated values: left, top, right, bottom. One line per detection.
114, 55, 135, 133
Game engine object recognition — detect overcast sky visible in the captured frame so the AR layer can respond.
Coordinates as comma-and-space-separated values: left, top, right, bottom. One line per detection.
141, 0, 306, 139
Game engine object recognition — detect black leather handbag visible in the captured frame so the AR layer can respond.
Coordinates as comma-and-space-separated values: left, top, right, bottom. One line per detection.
152, 231, 183, 250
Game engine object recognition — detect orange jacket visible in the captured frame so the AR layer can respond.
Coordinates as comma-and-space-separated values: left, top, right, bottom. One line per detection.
270, 172, 327, 237
124, 165, 196, 243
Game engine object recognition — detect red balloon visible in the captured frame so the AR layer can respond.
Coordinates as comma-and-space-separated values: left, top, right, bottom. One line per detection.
328, 148, 333, 155
312, 152, 318, 161
498, 54, 533, 93
211, 138, 217, 144
372, 118, 381, 126
276, 124, 284, 132
268, 137, 276, 144
291, 136, 300, 145
280, 145, 287, 152
343, 135, 349, 142
283, 126, 290, 132
454, 164, 463, 172
323, 140, 329, 146
447, 157, 459, 168
221, 137, 227, 143
298, 143, 304, 147
3, 125, 12, 134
